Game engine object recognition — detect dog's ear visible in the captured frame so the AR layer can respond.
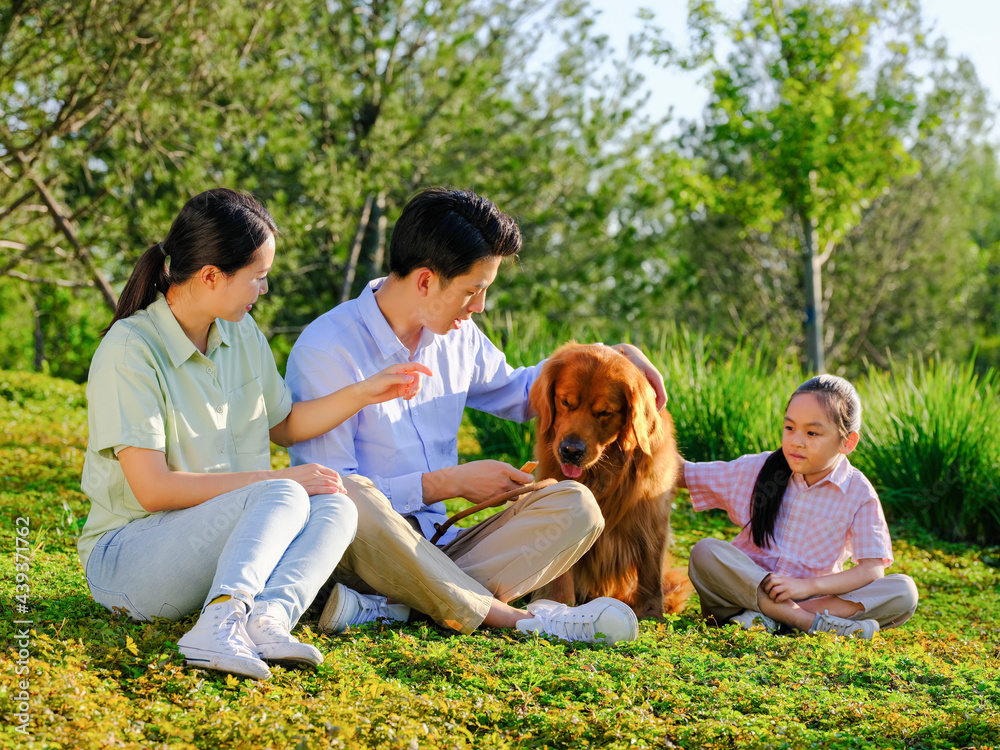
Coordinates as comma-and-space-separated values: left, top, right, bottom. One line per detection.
619, 372, 661, 456
529, 353, 563, 438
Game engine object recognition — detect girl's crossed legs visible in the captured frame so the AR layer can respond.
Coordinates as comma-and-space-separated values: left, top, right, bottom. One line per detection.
688, 537, 918, 631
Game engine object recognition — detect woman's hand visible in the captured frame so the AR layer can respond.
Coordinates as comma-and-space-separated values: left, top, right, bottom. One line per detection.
358, 362, 434, 404
761, 573, 815, 603
611, 343, 667, 410
275, 463, 345, 496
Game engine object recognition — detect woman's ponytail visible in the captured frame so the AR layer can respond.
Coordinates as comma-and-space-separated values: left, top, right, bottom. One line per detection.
99, 189, 278, 336
100, 243, 171, 336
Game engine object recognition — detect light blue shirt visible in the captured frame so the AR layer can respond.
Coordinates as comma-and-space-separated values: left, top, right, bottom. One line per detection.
286, 279, 542, 543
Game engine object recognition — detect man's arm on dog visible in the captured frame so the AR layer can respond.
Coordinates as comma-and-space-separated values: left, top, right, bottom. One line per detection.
611, 343, 667, 410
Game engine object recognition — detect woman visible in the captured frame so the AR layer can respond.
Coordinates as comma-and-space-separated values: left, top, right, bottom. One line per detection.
79, 188, 430, 681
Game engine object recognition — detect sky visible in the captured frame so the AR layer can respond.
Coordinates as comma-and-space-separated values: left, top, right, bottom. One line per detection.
583, 0, 1000, 136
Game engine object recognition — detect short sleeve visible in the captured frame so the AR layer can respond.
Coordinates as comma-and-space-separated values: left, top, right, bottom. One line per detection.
685, 452, 770, 527
847, 492, 894, 568
87, 360, 167, 458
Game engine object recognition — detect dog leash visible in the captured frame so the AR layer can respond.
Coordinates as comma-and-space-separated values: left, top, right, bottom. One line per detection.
429, 478, 557, 545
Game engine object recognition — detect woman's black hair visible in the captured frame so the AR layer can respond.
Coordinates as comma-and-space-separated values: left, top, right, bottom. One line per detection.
102, 188, 278, 335
747, 374, 864, 548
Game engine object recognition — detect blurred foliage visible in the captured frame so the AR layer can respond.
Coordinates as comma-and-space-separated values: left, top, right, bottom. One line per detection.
1, 0, 998, 381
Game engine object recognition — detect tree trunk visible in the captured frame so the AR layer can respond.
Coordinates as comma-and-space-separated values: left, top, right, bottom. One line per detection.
362, 191, 387, 281
801, 212, 826, 374
28, 174, 118, 311
340, 194, 375, 304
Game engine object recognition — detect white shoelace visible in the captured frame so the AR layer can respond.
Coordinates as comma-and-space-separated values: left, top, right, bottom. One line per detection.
210, 605, 258, 657
530, 603, 597, 641
353, 594, 392, 624
813, 611, 857, 636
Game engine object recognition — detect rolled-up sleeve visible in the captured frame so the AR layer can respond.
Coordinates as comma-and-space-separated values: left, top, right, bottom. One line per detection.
685, 453, 768, 527
848, 492, 894, 568
88, 361, 167, 458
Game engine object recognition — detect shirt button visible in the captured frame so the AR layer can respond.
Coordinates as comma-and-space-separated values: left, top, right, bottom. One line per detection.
207, 367, 215, 375
219, 445, 225, 454
216, 405, 224, 413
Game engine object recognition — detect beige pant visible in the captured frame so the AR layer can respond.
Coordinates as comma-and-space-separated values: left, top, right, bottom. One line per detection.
688, 537, 919, 629
330, 475, 604, 634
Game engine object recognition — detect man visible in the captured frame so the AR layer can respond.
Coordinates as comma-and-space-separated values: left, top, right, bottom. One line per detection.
286, 187, 667, 644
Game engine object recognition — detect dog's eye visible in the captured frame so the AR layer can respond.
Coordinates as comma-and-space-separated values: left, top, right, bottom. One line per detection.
595, 411, 613, 419
560, 398, 572, 408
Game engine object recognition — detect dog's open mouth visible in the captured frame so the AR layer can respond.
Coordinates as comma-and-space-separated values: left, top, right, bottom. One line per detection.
560, 463, 584, 479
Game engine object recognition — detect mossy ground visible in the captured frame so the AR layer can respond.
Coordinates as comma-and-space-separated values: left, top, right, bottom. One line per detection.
1, 370, 998, 749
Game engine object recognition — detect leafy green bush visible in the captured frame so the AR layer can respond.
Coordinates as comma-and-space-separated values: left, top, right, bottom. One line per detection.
654, 329, 802, 462
856, 360, 1000, 544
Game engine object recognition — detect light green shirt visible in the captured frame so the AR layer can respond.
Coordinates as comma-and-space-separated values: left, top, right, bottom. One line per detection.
78, 295, 292, 571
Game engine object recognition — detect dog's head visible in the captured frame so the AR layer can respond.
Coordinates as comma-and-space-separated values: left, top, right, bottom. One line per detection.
529, 343, 662, 479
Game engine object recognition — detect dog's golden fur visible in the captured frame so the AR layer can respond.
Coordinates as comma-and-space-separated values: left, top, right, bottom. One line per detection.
530, 343, 692, 617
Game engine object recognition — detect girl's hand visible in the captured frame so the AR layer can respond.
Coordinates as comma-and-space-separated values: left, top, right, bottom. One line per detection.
761, 573, 815, 603
359, 362, 434, 404
275, 463, 345, 496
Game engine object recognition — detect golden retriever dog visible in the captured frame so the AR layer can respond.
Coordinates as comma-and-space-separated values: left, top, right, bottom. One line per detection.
529, 343, 692, 618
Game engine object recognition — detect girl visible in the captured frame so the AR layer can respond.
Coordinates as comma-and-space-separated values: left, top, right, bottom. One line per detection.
678, 375, 918, 638
79, 188, 430, 680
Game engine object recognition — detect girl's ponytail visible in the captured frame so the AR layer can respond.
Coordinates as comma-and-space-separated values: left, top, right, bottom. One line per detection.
748, 449, 792, 549
101, 243, 170, 336
747, 374, 862, 548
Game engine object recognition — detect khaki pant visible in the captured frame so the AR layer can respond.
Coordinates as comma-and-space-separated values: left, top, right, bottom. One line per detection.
330, 475, 604, 634
688, 537, 919, 629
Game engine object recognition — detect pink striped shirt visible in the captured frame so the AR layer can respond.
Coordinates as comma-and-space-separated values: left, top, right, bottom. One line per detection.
686, 452, 893, 578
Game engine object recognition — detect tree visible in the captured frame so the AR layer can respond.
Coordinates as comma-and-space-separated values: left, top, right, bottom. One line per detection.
0, 0, 276, 377
652, 0, 992, 372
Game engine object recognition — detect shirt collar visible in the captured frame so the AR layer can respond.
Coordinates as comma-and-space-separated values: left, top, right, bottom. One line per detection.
792, 453, 853, 492
147, 294, 231, 368
359, 279, 412, 360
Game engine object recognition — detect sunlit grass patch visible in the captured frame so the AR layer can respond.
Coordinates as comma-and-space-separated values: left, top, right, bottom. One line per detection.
2, 368, 999, 749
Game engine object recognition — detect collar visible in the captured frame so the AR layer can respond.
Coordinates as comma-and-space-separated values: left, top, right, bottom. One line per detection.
792, 453, 853, 492
147, 294, 231, 368
359, 279, 413, 361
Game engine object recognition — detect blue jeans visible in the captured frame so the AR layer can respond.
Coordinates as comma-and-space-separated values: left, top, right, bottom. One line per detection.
85, 479, 357, 626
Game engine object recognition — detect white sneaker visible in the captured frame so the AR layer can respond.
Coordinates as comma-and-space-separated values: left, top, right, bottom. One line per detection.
245, 601, 323, 668
516, 598, 639, 645
178, 596, 271, 681
318, 583, 411, 634
808, 610, 880, 639
730, 610, 779, 633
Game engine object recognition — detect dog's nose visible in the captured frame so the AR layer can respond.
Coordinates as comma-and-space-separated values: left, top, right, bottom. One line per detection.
558, 437, 587, 465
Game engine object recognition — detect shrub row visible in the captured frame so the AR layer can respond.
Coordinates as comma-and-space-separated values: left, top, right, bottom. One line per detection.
468, 327, 1000, 544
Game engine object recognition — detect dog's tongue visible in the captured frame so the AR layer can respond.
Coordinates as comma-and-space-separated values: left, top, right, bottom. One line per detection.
561, 463, 583, 479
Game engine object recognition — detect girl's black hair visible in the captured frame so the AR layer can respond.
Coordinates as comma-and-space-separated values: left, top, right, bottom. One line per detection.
102, 188, 277, 335
747, 374, 863, 548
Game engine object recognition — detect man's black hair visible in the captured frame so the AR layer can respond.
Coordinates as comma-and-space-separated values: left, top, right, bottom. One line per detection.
388, 187, 521, 280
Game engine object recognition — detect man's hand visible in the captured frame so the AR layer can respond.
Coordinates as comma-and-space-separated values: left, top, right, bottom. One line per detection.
761, 573, 815, 603
611, 343, 667, 410
423, 459, 533, 504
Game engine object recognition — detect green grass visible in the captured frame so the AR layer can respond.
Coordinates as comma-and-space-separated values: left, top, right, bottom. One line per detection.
2, 368, 999, 749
